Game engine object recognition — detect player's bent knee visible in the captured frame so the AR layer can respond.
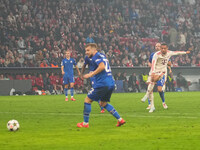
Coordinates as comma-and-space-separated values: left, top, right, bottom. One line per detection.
84, 97, 93, 104
100, 101, 107, 107
157, 86, 162, 92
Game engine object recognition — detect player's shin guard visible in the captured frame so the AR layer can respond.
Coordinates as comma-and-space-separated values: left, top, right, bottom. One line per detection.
83, 103, 91, 123
70, 88, 74, 97
104, 103, 120, 119
159, 91, 165, 103
149, 92, 154, 108
64, 88, 68, 97
146, 82, 155, 97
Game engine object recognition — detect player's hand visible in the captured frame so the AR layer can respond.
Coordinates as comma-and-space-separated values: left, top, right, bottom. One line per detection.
80, 75, 84, 80
62, 71, 65, 75
186, 51, 190, 54
83, 72, 93, 79
78, 72, 81, 77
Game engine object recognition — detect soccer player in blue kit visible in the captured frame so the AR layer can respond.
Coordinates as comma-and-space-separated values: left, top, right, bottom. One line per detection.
61, 50, 80, 101
77, 43, 125, 128
81, 54, 105, 113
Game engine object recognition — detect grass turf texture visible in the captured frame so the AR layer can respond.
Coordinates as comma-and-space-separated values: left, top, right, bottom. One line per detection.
0, 92, 200, 150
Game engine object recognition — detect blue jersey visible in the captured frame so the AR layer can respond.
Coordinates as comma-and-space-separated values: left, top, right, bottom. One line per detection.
85, 52, 115, 88
84, 56, 95, 86
61, 58, 77, 76
149, 52, 155, 63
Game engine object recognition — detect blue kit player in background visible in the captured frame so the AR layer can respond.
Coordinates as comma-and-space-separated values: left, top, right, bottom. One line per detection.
61, 50, 80, 101
77, 43, 125, 128
141, 43, 171, 110
81, 55, 105, 113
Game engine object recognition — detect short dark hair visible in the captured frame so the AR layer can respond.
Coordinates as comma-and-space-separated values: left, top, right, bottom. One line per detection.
161, 43, 168, 46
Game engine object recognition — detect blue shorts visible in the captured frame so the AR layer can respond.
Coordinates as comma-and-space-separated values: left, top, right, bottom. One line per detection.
63, 75, 75, 85
87, 86, 115, 102
156, 75, 165, 87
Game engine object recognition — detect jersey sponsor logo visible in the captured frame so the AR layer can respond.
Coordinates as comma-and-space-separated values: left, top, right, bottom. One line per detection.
70, 61, 72, 63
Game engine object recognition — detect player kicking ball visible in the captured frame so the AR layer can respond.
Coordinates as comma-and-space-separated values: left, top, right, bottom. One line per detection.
61, 50, 80, 101
142, 43, 190, 113
77, 43, 125, 128
142, 43, 171, 110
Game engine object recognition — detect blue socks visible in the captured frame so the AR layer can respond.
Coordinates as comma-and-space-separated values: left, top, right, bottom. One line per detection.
64, 88, 68, 97
70, 88, 74, 97
159, 91, 165, 103
83, 103, 91, 123
148, 98, 151, 105
104, 103, 120, 119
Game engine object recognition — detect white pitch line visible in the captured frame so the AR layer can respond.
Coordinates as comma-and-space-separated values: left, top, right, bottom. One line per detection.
0, 112, 198, 119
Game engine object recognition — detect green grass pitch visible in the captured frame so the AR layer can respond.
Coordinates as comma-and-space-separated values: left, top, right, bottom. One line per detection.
0, 92, 200, 150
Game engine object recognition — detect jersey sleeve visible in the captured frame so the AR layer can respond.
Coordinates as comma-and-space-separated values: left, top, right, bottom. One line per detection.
84, 57, 89, 65
169, 50, 187, 56
149, 53, 154, 63
151, 53, 158, 73
95, 56, 104, 65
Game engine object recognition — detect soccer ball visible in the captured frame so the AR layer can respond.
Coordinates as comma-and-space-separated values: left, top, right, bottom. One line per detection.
7, 120, 20, 131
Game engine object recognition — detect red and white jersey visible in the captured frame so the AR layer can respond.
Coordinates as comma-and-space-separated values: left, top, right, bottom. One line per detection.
151, 50, 186, 73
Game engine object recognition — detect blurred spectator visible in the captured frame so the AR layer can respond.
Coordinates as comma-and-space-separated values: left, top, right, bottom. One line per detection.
128, 73, 140, 92
43, 73, 53, 93
77, 57, 84, 68
86, 33, 95, 43
114, 72, 123, 81
7, 59, 15, 67
121, 72, 129, 92
26, 74, 36, 87
40, 60, 49, 67
139, 72, 148, 90
0, 0, 199, 68
0, 74, 5, 80
35, 74, 44, 90
166, 73, 175, 92
0, 57, 5, 67
176, 72, 189, 91
15, 57, 21, 67
49, 72, 58, 94
50, 59, 59, 68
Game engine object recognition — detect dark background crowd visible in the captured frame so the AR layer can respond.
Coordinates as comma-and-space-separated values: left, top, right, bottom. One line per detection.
0, 0, 200, 68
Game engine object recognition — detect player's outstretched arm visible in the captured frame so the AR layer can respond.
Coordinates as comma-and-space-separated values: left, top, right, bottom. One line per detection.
170, 50, 190, 56
83, 62, 105, 79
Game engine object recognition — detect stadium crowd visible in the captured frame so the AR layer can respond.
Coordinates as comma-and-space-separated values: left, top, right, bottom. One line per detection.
0, 0, 200, 68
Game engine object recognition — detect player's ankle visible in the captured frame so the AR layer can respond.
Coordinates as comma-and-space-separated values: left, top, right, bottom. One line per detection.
118, 118, 122, 122
83, 122, 88, 125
